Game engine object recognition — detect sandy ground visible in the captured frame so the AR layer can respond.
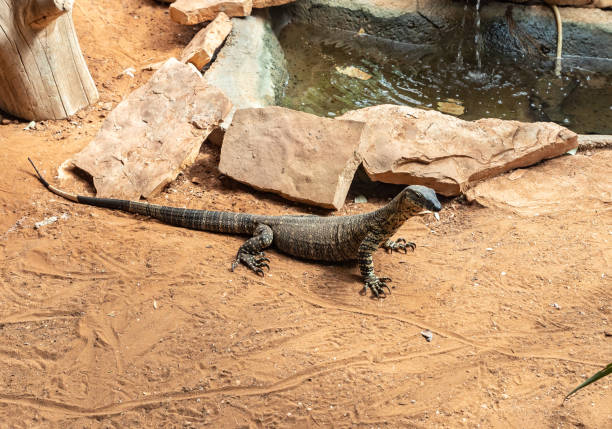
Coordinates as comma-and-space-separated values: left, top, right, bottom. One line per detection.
0, 1, 610, 427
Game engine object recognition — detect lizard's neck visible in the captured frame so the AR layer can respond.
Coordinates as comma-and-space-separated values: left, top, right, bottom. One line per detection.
371, 196, 421, 236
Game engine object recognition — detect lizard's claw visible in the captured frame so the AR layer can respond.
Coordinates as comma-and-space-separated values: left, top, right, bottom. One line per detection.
382, 238, 416, 254
231, 252, 270, 276
362, 275, 392, 298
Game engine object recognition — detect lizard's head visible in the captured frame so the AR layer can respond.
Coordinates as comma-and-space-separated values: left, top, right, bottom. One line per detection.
399, 185, 442, 214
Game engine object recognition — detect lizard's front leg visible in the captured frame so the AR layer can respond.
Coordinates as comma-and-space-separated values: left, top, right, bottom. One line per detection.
231, 224, 273, 276
381, 238, 416, 254
358, 231, 391, 298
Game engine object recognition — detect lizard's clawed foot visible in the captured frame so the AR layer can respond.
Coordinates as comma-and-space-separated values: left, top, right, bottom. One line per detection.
382, 238, 416, 254
362, 275, 392, 298
231, 252, 270, 276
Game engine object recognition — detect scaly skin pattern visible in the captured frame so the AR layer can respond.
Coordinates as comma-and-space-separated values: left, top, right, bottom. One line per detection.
29, 159, 442, 297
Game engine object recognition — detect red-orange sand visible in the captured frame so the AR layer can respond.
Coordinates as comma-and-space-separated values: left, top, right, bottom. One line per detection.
0, 1, 610, 427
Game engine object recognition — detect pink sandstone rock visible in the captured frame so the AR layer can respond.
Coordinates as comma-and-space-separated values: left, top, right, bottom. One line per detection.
170, 0, 252, 25
180, 12, 232, 69
72, 58, 232, 200
219, 106, 365, 209
466, 151, 612, 216
340, 105, 578, 196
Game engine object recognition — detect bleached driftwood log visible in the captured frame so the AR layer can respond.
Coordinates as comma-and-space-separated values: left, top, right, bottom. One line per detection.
0, 0, 98, 120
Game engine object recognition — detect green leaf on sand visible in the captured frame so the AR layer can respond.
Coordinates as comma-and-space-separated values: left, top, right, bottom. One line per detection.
565, 362, 612, 400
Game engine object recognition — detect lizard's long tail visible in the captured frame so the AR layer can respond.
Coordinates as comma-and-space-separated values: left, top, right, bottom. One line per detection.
27, 158, 257, 234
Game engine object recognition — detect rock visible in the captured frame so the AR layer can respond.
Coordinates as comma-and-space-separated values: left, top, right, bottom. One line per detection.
480, 2, 612, 59
170, 0, 252, 25
503, 0, 611, 8
282, 0, 466, 44
335, 65, 372, 80
577, 134, 612, 150
204, 12, 287, 132
72, 58, 232, 200
34, 216, 58, 229
282, 0, 612, 59
340, 105, 578, 196
421, 330, 433, 342
253, 0, 296, 7
219, 107, 365, 209
206, 125, 226, 146
437, 99, 464, 116
180, 12, 232, 69
465, 151, 612, 216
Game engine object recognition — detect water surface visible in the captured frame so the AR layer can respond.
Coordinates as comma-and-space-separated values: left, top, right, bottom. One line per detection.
278, 23, 612, 134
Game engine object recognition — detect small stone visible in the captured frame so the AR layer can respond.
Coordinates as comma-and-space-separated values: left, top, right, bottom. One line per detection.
336, 66, 372, 80
34, 216, 58, 229
551, 303, 560, 310
122, 67, 136, 78
354, 195, 367, 204
421, 330, 433, 342
23, 121, 36, 130
437, 99, 465, 116
1, 118, 10, 125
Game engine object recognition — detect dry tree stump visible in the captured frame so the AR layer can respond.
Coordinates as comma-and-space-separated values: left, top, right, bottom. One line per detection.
0, 0, 98, 120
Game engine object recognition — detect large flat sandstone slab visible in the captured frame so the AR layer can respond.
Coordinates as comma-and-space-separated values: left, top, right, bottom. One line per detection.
340, 105, 578, 196
170, 0, 252, 25
465, 151, 612, 216
72, 58, 232, 200
219, 107, 365, 209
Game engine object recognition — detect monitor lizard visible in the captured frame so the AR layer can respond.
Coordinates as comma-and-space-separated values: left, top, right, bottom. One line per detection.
28, 158, 442, 297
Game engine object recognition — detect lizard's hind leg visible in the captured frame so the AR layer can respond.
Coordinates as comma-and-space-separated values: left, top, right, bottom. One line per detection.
231, 224, 273, 276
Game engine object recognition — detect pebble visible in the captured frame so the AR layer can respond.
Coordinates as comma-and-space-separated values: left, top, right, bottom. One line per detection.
421, 330, 433, 342
23, 121, 36, 130
34, 216, 58, 229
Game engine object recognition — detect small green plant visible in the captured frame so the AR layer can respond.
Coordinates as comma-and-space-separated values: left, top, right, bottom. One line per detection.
565, 362, 612, 401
